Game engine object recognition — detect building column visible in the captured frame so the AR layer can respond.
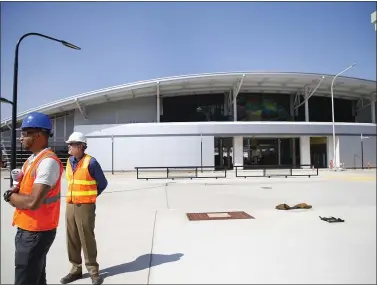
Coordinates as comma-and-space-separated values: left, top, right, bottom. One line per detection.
292, 138, 296, 165
371, 94, 376, 123
53, 117, 57, 143
224, 92, 228, 116
233, 136, 243, 169
289, 93, 294, 120
304, 86, 310, 122
156, 82, 160, 122
327, 135, 340, 168
299, 136, 311, 166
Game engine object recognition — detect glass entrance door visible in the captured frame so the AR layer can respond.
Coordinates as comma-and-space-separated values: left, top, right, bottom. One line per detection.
243, 138, 279, 166
214, 137, 233, 170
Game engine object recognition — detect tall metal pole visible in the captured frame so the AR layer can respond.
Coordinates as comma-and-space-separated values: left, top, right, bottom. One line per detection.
361, 134, 364, 170
330, 63, 356, 171
10, 33, 80, 186
200, 134, 203, 173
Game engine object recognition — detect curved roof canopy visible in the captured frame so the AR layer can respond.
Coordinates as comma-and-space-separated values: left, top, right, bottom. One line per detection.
1, 71, 376, 127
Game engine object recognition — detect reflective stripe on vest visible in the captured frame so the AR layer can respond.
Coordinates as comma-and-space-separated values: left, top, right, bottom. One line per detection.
66, 154, 98, 204
12, 149, 63, 231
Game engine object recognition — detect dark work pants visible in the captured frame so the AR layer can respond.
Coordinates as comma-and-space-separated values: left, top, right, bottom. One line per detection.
15, 228, 56, 285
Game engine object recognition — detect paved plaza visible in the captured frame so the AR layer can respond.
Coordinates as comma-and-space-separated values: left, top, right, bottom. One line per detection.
1, 169, 376, 284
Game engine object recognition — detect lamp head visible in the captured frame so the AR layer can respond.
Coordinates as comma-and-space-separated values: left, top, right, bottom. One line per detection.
61, 41, 81, 50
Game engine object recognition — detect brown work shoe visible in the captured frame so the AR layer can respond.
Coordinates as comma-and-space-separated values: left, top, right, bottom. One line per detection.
60, 272, 83, 284
275, 203, 291, 210
90, 273, 103, 285
292, 203, 312, 209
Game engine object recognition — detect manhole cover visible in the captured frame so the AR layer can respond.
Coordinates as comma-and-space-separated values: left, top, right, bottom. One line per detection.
186, 211, 254, 221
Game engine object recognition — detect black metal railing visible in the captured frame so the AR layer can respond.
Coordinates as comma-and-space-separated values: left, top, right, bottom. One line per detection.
135, 166, 227, 180
1, 139, 69, 168
235, 164, 319, 178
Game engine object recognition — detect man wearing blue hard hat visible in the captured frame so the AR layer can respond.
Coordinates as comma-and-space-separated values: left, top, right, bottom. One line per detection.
3, 112, 64, 285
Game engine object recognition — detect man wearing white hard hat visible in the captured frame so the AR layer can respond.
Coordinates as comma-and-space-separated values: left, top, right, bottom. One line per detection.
60, 132, 107, 285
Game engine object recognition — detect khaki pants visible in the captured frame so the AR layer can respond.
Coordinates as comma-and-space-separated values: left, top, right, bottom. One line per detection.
65, 203, 99, 275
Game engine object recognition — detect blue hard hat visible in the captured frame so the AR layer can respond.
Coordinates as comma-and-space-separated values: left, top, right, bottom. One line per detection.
21, 112, 52, 131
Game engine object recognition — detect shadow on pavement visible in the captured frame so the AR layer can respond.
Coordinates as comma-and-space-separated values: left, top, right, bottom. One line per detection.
82, 253, 184, 279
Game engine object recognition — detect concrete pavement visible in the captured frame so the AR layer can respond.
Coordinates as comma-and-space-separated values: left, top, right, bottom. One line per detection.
1, 169, 376, 284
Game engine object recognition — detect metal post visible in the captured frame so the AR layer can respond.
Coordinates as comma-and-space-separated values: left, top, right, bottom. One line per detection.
304, 86, 309, 122
9, 32, 80, 186
361, 134, 364, 170
53, 116, 57, 143
200, 134, 203, 173
63, 115, 67, 140
232, 74, 245, 122
111, 136, 114, 175
371, 94, 376, 123
330, 63, 356, 171
156, 81, 160, 123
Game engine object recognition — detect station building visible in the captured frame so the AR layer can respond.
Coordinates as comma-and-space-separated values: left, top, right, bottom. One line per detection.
1, 72, 376, 171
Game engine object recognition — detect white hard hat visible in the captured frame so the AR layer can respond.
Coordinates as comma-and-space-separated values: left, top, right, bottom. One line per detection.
66, 132, 87, 144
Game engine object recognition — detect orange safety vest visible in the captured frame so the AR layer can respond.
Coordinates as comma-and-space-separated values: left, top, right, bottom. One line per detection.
13, 149, 63, 231
66, 154, 98, 204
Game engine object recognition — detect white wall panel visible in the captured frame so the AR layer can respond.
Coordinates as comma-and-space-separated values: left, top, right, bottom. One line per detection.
113, 136, 214, 171
85, 137, 113, 171
74, 97, 157, 126
339, 135, 376, 168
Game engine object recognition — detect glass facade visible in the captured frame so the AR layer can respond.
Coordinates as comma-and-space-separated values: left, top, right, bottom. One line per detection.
161, 93, 229, 122
236, 93, 291, 121
161, 92, 359, 123
295, 96, 355, 122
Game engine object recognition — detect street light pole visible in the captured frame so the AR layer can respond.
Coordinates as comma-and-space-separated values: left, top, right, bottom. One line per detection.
10, 32, 80, 186
330, 63, 356, 171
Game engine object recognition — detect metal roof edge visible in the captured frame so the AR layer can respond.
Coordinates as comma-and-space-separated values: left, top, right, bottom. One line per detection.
1, 71, 376, 126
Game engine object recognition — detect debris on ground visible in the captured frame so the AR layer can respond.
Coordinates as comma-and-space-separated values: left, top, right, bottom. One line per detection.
275, 203, 312, 210
319, 216, 345, 223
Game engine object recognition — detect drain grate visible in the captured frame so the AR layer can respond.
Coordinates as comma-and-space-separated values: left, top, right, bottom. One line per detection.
186, 211, 254, 221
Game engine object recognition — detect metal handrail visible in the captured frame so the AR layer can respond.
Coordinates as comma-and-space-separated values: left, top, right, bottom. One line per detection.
135, 166, 227, 180
234, 164, 319, 178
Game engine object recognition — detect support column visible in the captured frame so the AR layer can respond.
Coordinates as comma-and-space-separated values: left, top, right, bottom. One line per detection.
219, 139, 224, 168
304, 86, 310, 122
233, 136, 244, 169
53, 116, 57, 143
371, 94, 376, 123
292, 138, 296, 165
224, 92, 228, 116
232, 74, 245, 121
290, 93, 295, 121
327, 135, 340, 168
156, 82, 160, 123
299, 136, 311, 166
289, 94, 296, 166
63, 115, 67, 140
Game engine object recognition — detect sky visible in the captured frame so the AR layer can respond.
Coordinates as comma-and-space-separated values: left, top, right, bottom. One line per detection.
1, 1, 376, 120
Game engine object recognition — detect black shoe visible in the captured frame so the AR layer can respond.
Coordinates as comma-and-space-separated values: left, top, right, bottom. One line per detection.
60, 273, 83, 284
90, 274, 103, 285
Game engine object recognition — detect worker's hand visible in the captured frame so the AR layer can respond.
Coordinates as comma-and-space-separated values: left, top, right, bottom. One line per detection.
11, 186, 20, 193
3, 190, 14, 203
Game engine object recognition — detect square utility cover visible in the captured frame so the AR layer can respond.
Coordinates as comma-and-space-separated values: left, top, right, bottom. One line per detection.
186, 211, 254, 221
